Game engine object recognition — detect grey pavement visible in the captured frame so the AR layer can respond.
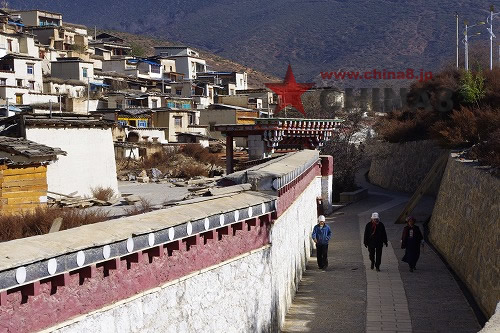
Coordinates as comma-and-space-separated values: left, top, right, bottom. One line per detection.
281, 173, 482, 333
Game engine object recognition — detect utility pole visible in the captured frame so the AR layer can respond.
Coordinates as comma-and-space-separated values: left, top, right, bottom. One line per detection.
465, 23, 469, 71
456, 12, 459, 68
487, 5, 499, 70
87, 76, 90, 115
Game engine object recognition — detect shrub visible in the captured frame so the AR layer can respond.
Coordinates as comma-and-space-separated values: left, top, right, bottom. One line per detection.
459, 71, 485, 106
91, 186, 115, 201
375, 109, 437, 143
0, 207, 109, 242
431, 106, 500, 168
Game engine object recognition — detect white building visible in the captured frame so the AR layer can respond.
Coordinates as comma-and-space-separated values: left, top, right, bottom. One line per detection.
0, 114, 119, 197
10, 10, 63, 28
51, 57, 94, 82
154, 46, 207, 80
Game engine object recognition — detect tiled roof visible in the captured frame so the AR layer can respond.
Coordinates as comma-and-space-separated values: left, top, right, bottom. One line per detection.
0, 136, 66, 164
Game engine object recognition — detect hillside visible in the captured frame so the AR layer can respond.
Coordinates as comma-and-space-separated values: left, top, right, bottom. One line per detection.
95, 30, 280, 88
10, 0, 495, 86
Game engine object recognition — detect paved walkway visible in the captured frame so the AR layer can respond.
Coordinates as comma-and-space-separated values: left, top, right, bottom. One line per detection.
281, 175, 482, 333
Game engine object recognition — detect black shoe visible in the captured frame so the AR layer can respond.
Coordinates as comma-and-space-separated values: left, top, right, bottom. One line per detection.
370, 262, 374, 270
376, 267, 380, 272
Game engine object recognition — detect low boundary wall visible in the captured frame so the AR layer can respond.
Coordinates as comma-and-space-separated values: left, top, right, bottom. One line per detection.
429, 155, 500, 318
0, 150, 330, 332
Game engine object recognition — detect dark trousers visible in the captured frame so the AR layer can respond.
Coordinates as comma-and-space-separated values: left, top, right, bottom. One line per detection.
316, 243, 328, 268
368, 245, 383, 268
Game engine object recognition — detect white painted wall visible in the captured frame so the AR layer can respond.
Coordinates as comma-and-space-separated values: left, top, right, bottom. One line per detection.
125, 128, 167, 144
50, 177, 321, 332
25, 127, 118, 197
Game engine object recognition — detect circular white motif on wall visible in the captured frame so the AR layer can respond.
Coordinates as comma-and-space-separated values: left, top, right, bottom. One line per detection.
103, 245, 111, 259
234, 210, 239, 222
15, 267, 26, 284
47, 258, 57, 275
219, 214, 225, 226
248, 207, 253, 218
187, 222, 193, 236
76, 251, 85, 267
168, 227, 175, 241
126, 238, 134, 253
148, 233, 155, 247
262, 203, 266, 214
204, 218, 210, 230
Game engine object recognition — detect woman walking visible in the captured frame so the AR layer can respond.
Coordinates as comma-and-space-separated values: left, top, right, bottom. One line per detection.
401, 216, 424, 272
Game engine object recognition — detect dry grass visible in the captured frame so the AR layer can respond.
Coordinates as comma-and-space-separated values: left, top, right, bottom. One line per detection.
118, 145, 221, 179
125, 197, 153, 216
91, 186, 116, 201
0, 207, 109, 242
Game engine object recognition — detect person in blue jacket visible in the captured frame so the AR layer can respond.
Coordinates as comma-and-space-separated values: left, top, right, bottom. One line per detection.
312, 215, 332, 269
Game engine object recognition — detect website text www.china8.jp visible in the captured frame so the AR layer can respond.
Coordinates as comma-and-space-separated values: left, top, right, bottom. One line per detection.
320, 68, 433, 82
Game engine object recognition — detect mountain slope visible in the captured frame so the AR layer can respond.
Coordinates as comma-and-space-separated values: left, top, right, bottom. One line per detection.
10, 0, 495, 84
95, 30, 280, 87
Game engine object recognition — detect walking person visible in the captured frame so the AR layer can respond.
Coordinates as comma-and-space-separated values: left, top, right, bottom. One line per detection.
364, 212, 388, 272
401, 216, 424, 272
312, 215, 332, 270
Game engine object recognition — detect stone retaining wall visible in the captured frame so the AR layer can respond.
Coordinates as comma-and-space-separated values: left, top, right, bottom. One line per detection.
368, 140, 446, 195
429, 156, 500, 318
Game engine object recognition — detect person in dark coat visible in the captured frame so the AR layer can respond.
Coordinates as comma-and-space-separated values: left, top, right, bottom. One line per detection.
401, 216, 424, 272
364, 212, 388, 272
312, 215, 332, 269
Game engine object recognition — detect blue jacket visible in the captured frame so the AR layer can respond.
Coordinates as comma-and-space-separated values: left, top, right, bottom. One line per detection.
312, 224, 332, 245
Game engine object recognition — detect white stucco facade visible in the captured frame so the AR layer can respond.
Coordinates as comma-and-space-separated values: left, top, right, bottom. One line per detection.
25, 127, 118, 197
50, 177, 321, 333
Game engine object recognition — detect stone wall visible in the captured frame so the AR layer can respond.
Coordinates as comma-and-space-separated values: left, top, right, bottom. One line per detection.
368, 140, 446, 195
429, 156, 500, 318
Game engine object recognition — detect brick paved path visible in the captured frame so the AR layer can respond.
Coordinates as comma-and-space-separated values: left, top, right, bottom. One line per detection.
281, 178, 482, 333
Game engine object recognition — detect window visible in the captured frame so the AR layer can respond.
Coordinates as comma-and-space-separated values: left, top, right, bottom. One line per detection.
188, 114, 195, 125
0, 78, 6, 86
170, 66, 173, 72
16, 79, 23, 87
151, 65, 160, 74
82, 68, 88, 78
152, 100, 158, 108
7, 39, 12, 52
174, 116, 182, 127
137, 120, 148, 128
176, 89, 182, 96
27, 64, 34, 75
28, 81, 35, 90
209, 122, 216, 132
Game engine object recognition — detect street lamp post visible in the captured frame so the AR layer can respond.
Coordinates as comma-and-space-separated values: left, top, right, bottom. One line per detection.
462, 21, 485, 71
486, 5, 500, 70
